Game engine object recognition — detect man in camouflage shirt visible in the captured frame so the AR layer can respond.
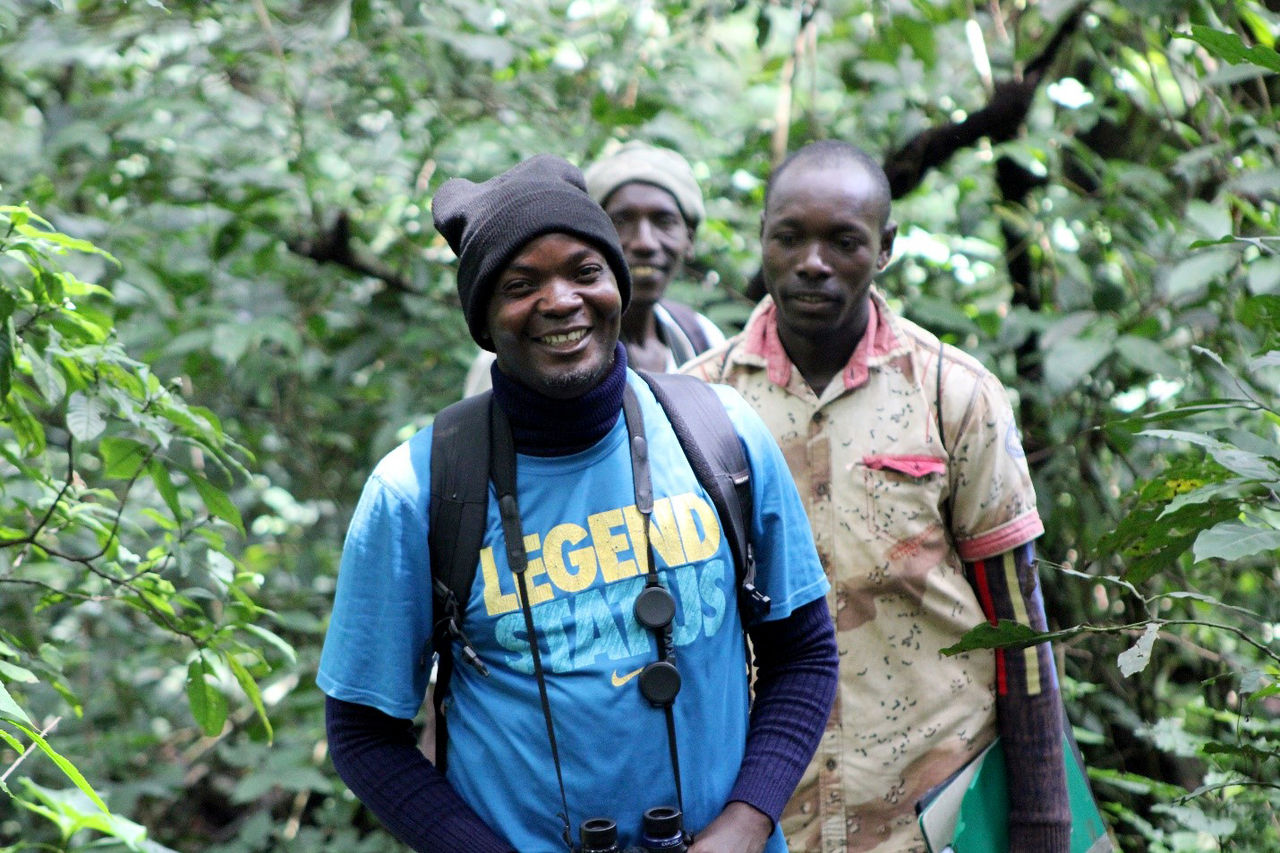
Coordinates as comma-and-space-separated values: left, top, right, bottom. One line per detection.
683, 141, 1070, 852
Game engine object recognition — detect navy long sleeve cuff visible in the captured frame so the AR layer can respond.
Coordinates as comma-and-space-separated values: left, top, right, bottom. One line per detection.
732, 597, 839, 823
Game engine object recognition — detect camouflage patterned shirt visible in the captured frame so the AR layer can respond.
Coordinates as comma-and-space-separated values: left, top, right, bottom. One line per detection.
683, 290, 1048, 852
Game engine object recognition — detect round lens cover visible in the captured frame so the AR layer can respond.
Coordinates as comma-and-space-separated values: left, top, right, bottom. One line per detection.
634, 585, 676, 630
638, 660, 681, 706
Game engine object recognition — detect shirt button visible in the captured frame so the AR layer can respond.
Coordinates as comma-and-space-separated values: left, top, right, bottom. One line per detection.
816, 482, 829, 497
825, 757, 838, 771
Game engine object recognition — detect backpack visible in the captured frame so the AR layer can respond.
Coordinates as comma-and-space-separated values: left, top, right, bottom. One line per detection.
656, 299, 713, 361
426, 370, 768, 767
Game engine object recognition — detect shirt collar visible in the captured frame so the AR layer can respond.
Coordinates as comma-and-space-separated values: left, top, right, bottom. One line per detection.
741, 288, 902, 391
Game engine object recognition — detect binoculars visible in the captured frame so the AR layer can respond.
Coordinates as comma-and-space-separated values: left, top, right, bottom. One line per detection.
579, 805, 688, 853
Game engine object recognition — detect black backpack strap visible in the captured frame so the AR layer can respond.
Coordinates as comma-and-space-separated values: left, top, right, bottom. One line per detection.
427, 391, 493, 770
637, 371, 771, 626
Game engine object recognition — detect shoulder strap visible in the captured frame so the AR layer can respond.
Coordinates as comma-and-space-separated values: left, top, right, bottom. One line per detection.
657, 299, 713, 356
637, 371, 771, 626
427, 390, 493, 770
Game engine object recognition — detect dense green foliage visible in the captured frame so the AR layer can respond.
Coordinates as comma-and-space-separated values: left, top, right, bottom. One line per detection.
1, 1, 1277, 850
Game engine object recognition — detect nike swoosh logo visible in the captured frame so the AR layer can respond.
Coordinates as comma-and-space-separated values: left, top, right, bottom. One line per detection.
611, 666, 644, 687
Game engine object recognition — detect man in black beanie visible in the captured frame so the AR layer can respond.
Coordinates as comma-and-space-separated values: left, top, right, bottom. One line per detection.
317, 154, 838, 852
461, 143, 725, 396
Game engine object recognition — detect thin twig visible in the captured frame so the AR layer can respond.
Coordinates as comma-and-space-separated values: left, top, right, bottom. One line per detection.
0, 715, 62, 786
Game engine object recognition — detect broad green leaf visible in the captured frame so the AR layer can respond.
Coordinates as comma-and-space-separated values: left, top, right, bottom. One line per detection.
1180, 25, 1280, 73
240, 623, 298, 665
1205, 447, 1280, 482
1043, 337, 1112, 394
1251, 350, 1280, 371
147, 457, 184, 521
100, 436, 150, 479
23, 343, 67, 404
1193, 521, 1280, 563
0, 681, 33, 725
1163, 249, 1238, 302
66, 391, 107, 441
1113, 335, 1183, 379
0, 660, 37, 682
6, 720, 110, 813
185, 658, 228, 737
940, 620, 1081, 656
1118, 622, 1159, 677
222, 651, 273, 742
192, 475, 245, 534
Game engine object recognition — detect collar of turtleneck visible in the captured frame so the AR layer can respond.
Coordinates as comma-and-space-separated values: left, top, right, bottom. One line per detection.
489, 342, 628, 456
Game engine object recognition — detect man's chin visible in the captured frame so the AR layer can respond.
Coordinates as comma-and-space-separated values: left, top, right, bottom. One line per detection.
536, 360, 613, 400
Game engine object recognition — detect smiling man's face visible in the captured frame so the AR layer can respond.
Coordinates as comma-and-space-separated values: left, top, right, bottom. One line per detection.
486, 232, 623, 399
602, 182, 694, 309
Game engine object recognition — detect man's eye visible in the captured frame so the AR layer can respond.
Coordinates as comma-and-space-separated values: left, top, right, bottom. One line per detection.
577, 264, 605, 281
499, 278, 533, 294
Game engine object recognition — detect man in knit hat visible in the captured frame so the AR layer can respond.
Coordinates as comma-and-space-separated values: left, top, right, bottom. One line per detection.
462, 141, 724, 396
319, 154, 837, 853
683, 140, 1070, 851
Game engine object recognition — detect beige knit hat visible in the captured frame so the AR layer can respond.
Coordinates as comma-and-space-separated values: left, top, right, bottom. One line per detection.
583, 141, 705, 230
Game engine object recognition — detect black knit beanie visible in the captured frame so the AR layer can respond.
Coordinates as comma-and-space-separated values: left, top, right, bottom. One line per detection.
431, 154, 633, 350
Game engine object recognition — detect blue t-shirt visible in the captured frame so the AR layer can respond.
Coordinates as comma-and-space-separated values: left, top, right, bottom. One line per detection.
318, 372, 827, 852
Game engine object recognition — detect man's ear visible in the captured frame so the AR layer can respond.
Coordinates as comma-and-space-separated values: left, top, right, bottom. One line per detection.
877, 221, 898, 270
759, 209, 767, 240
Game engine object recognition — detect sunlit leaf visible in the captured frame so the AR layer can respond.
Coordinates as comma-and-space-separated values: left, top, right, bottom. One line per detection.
66, 391, 107, 441
192, 476, 245, 535
0, 682, 33, 725
1180, 25, 1280, 73
1118, 623, 1160, 677
1193, 521, 1280, 563
185, 658, 228, 737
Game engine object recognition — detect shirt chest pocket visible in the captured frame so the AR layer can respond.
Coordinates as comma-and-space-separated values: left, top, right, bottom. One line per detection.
856, 454, 949, 544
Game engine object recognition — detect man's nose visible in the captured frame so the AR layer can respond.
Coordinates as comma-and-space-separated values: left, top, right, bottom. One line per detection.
796, 241, 830, 278
538, 277, 586, 313
625, 218, 660, 255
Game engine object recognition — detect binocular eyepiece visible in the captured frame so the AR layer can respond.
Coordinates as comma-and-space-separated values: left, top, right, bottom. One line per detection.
578, 805, 688, 853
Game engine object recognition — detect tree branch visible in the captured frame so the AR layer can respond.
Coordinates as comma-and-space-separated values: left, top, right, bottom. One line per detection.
285, 211, 419, 295
883, 4, 1086, 199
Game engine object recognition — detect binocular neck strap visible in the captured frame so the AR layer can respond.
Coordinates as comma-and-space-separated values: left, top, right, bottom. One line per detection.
490, 400, 575, 851
489, 384, 688, 850
620, 385, 686, 821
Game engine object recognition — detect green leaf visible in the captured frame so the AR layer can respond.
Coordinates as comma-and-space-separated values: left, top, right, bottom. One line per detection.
185, 657, 228, 737
5, 720, 111, 814
192, 475, 245, 535
1180, 25, 1280, 73
0, 681, 34, 725
0, 660, 38, 683
939, 619, 1081, 656
1164, 249, 1238, 302
240, 623, 298, 666
66, 391, 107, 441
1043, 336, 1112, 394
100, 436, 150, 479
222, 651, 273, 743
23, 343, 67, 404
1193, 521, 1280, 562
147, 457, 184, 521
1114, 335, 1184, 379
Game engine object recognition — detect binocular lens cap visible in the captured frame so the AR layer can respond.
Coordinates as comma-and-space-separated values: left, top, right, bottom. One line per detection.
633, 585, 676, 629
638, 660, 681, 706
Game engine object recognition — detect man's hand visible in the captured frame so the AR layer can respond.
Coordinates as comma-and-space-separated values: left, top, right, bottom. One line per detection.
688, 801, 772, 853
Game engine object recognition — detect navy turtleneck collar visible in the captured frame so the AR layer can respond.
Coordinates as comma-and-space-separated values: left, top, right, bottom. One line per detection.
489, 342, 628, 456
